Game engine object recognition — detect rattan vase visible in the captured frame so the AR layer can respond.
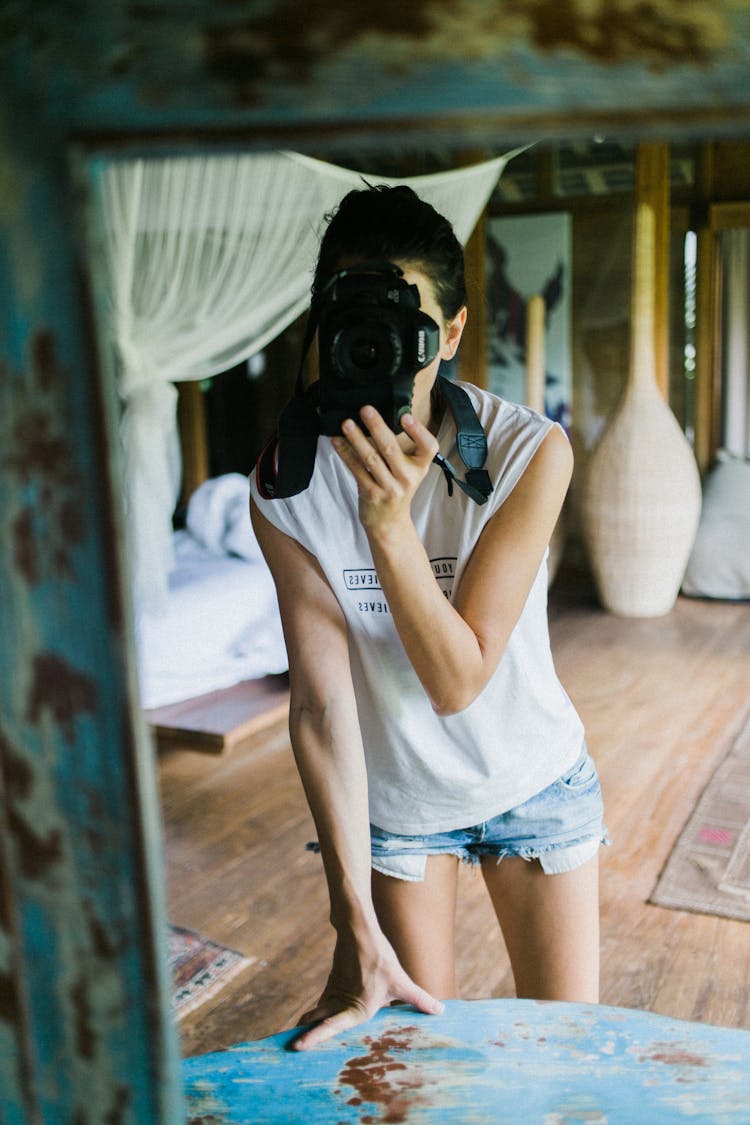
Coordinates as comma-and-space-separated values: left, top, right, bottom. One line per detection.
581, 204, 702, 617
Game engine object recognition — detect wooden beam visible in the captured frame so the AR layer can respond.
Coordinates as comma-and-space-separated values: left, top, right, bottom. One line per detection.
710, 200, 750, 231
634, 142, 670, 399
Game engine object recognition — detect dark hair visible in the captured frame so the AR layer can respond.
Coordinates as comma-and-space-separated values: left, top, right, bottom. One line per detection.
312, 184, 466, 322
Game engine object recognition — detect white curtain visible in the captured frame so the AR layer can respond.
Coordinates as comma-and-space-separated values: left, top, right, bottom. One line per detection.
722, 229, 750, 459
96, 148, 516, 610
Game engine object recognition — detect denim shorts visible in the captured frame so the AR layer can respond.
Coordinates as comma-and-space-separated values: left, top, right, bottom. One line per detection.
370, 747, 608, 882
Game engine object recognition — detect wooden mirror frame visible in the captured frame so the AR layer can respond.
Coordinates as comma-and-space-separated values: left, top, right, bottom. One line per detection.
4, 5, 750, 1119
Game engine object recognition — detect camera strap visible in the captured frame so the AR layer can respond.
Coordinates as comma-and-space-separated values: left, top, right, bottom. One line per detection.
256, 295, 494, 506
255, 382, 320, 499
432, 376, 494, 506
254, 297, 322, 500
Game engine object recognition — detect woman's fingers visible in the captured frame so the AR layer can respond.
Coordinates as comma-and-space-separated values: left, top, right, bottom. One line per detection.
397, 411, 440, 465
296, 1003, 332, 1027
338, 420, 392, 487
398, 980, 445, 1017
333, 406, 437, 487
359, 406, 438, 468
292, 992, 442, 1053
290, 1006, 366, 1052
291, 973, 444, 1052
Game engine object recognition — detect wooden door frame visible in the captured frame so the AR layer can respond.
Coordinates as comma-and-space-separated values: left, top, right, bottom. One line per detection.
694, 200, 750, 472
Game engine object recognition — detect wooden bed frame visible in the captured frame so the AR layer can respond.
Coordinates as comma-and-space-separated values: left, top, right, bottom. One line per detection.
145, 672, 290, 754
140, 385, 289, 753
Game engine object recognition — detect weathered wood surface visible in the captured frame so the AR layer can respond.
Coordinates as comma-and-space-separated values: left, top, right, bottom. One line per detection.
182, 998, 750, 1124
0, 71, 183, 1125
4, 2, 750, 146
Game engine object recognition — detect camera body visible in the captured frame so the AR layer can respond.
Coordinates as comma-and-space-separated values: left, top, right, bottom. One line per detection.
316, 262, 441, 435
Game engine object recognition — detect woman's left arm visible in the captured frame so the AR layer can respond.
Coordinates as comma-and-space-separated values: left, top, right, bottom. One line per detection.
334, 405, 572, 716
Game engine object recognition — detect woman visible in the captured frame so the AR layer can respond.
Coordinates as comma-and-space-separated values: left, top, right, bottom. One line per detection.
250, 185, 606, 1051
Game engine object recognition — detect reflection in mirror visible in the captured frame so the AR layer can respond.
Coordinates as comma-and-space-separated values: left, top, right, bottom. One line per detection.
86, 135, 750, 1060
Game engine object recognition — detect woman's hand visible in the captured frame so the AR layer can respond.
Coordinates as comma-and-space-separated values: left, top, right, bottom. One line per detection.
332, 406, 439, 536
290, 930, 444, 1051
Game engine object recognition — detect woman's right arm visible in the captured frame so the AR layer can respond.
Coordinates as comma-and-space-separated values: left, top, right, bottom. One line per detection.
250, 499, 443, 1050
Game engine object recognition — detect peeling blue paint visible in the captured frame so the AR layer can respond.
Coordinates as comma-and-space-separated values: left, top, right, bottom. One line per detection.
183, 999, 750, 1124
1, 50, 183, 1125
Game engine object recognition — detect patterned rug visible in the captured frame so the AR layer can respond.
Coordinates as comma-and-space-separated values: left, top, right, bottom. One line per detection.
650, 711, 750, 922
169, 924, 254, 1020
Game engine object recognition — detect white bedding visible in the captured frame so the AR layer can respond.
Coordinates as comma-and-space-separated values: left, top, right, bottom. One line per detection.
136, 474, 288, 710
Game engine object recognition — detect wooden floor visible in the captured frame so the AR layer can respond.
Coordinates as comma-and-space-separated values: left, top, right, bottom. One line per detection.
158, 573, 750, 1059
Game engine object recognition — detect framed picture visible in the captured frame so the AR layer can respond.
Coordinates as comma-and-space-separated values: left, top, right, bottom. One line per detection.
485, 212, 572, 429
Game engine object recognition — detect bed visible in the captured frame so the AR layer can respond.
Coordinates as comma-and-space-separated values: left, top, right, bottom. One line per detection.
136, 473, 289, 748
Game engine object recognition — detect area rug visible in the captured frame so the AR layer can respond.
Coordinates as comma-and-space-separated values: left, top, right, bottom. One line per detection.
650, 711, 750, 922
169, 924, 254, 1019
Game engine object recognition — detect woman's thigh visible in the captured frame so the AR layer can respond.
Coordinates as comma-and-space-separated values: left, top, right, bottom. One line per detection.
371, 853, 461, 1000
480, 852, 600, 1003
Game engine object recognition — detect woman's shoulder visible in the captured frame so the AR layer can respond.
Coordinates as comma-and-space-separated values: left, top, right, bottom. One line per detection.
452, 379, 553, 439
447, 380, 561, 509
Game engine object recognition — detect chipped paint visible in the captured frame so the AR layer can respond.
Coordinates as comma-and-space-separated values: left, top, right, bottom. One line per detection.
26, 653, 97, 742
201, 0, 731, 92
0, 332, 87, 585
337, 1026, 428, 1123
639, 1042, 709, 1068
505, 0, 728, 66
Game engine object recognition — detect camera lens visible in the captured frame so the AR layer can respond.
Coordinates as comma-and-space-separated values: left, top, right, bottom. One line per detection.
332, 318, 402, 383
349, 337, 379, 370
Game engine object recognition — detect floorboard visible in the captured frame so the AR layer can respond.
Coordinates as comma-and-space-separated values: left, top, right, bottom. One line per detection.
158, 575, 750, 1057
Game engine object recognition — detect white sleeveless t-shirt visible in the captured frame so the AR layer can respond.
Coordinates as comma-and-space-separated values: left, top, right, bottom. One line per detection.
250, 382, 585, 835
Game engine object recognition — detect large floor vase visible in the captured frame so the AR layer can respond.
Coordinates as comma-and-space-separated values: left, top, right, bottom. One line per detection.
582, 204, 702, 617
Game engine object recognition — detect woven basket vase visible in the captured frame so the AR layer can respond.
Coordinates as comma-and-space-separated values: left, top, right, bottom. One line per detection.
581, 204, 702, 617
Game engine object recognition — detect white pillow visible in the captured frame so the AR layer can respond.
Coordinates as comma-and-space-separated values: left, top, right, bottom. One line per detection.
682, 454, 750, 600
186, 473, 263, 564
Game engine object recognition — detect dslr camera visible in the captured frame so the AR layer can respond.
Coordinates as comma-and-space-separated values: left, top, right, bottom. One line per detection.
316, 262, 441, 435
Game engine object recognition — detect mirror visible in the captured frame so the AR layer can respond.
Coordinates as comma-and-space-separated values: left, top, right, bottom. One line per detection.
80, 134, 750, 1057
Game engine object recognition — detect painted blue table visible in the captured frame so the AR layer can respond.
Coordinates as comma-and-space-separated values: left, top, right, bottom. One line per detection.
182, 999, 750, 1124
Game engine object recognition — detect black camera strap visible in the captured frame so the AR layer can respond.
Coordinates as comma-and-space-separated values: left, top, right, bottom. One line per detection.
255, 381, 320, 499
255, 297, 322, 499
432, 376, 494, 506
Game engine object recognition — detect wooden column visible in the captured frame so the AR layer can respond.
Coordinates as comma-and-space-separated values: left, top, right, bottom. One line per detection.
694, 227, 722, 472
461, 208, 489, 388
693, 143, 722, 473
177, 379, 209, 505
525, 295, 546, 412
634, 142, 670, 399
